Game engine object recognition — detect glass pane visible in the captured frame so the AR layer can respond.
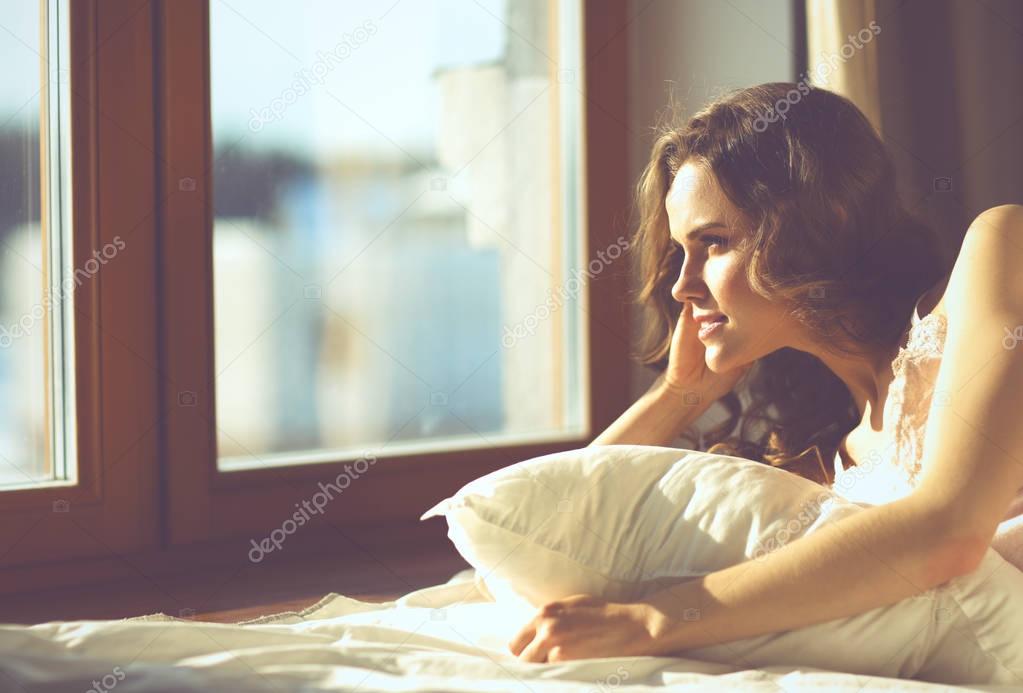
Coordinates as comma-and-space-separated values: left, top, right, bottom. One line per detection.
210, 0, 586, 469
0, 0, 74, 488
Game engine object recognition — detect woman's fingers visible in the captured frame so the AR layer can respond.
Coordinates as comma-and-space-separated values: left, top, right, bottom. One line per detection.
517, 637, 550, 663
509, 596, 603, 663
666, 301, 706, 388
673, 301, 689, 346
507, 623, 536, 657
676, 302, 699, 354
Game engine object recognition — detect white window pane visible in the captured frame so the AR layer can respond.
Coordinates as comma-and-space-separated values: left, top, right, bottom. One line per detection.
0, 0, 74, 489
211, 0, 586, 469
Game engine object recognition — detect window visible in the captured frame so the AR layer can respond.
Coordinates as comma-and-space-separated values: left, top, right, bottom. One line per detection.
0, 0, 161, 576
0, 0, 631, 577
208, 0, 588, 470
0, 0, 75, 490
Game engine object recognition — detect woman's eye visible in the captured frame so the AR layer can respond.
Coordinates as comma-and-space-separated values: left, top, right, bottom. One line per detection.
669, 235, 727, 254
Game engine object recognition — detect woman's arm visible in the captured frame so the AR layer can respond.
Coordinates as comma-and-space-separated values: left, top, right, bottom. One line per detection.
510, 207, 1023, 663
647, 204, 1023, 652
509, 455, 979, 663
643, 494, 978, 653
589, 372, 709, 447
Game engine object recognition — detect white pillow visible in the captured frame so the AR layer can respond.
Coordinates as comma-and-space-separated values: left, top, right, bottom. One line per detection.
420, 444, 1023, 685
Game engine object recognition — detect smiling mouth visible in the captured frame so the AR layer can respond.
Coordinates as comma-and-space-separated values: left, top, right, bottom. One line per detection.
698, 316, 728, 338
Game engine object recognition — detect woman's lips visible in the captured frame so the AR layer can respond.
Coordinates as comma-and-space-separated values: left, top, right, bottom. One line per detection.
697, 316, 728, 340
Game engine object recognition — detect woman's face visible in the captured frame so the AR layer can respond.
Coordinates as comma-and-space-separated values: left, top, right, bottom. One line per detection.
665, 161, 794, 372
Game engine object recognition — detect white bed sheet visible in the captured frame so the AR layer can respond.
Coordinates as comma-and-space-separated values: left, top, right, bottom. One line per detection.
1, 568, 1017, 692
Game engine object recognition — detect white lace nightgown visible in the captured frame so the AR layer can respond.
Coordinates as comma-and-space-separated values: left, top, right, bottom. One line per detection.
829, 291, 1023, 571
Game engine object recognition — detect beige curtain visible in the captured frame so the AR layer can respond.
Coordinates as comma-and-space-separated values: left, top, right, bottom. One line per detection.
805, 0, 882, 136
805, 0, 1023, 260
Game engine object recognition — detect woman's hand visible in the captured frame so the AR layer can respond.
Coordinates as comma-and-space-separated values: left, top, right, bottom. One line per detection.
507, 594, 664, 663
661, 301, 752, 406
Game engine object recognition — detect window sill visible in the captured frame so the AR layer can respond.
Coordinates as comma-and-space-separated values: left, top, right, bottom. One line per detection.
2, 526, 469, 625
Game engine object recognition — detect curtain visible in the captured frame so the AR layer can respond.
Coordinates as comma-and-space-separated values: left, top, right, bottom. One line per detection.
805, 0, 882, 136
804, 0, 1023, 259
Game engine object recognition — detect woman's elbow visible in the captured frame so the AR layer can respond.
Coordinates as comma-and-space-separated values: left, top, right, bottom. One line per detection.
924, 527, 988, 586
905, 490, 992, 586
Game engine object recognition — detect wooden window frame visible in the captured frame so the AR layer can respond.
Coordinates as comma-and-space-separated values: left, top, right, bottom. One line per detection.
0, 0, 160, 573
1, 0, 632, 592
159, 0, 633, 546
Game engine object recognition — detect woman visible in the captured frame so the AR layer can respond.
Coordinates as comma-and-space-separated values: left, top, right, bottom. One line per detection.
509, 82, 1023, 664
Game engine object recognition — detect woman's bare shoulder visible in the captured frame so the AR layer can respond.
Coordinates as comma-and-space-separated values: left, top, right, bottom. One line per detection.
922, 204, 1023, 322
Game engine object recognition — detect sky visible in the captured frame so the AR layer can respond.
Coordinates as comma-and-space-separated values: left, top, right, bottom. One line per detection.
0, 1, 44, 130
209, 0, 509, 157
0, 0, 509, 156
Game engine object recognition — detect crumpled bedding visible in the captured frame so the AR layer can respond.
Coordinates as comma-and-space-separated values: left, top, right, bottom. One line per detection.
1, 568, 1018, 692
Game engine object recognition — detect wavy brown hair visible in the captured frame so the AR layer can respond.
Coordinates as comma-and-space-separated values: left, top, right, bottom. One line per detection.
630, 83, 952, 485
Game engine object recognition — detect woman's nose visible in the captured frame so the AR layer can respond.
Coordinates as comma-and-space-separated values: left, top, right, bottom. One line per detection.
671, 260, 703, 304
670, 274, 686, 303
